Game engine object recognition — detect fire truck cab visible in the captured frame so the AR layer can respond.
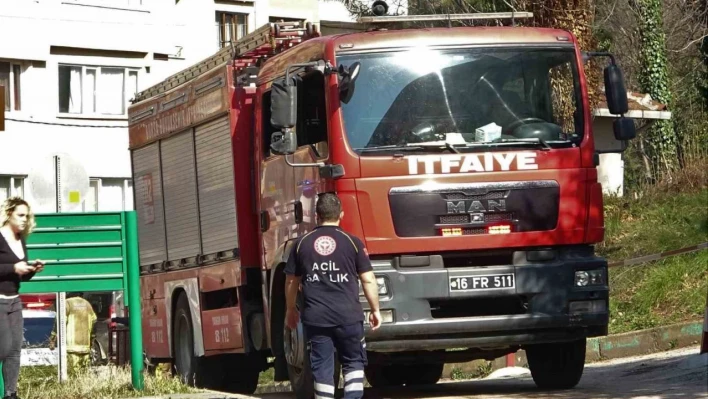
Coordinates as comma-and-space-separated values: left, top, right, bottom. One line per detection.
129, 9, 634, 397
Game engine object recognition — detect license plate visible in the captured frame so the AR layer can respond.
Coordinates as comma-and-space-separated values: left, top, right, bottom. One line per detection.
449, 274, 515, 292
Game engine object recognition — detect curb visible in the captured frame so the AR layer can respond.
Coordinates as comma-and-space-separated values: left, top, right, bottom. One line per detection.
253, 320, 704, 395
585, 321, 703, 362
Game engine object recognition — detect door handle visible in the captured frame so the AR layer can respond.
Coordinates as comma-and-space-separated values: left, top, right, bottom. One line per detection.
294, 201, 303, 224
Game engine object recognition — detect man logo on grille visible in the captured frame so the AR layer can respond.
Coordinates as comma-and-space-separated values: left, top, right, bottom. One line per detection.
314, 235, 336, 256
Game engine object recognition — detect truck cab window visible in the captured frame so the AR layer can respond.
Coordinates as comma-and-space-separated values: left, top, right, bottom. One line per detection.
296, 72, 329, 159
261, 90, 277, 159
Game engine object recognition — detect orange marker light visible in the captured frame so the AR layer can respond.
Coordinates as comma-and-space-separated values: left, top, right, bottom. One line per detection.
487, 224, 512, 235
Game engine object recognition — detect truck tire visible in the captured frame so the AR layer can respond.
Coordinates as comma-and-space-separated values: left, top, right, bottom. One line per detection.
90, 339, 106, 366
173, 293, 204, 386
404, 363, 444, 386
364, 364, 406, 388
526, 338, 586, 390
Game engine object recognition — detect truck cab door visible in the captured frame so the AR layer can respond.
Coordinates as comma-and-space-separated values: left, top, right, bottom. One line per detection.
259, 89, 296, 269
292, 71, 330, 236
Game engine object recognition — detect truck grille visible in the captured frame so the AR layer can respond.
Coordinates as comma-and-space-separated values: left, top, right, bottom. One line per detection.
429, 297, 527, 318
462, 228, 486, 235
439, 215, 470, 224
389, 181, 560, 237
484, 212, 514, 222
438, 212, 515, 225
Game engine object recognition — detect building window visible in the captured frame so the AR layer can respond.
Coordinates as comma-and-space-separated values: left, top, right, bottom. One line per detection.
58, 65, 138, 116
83, 178, 134, 212
269, 16, 304, 24
217, 12, 248, 49
0, 62, 22, 112
0, 176, 25, 202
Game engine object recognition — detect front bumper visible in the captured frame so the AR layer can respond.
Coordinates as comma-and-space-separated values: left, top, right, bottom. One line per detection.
361, 246, 609, 351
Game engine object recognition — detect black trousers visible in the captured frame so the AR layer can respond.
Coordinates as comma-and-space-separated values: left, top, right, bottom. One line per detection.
0, 297, 23, 396
304, 322, 367, 399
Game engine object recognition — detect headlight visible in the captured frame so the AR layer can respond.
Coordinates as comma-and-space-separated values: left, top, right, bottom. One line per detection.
575, 271, 589, 287
376, 277, 388, 295
359, 276, 389, 296
588, 269, 605, 285
575, 269, 605, 287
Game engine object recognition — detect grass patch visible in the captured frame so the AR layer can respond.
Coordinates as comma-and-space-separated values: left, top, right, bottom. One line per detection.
600, 188, 708, 334
449, 361, 493, 380
608, 251, 708, 334
598, 188, 708, 261
259, 367, 275, 386
16, 365, 199, 399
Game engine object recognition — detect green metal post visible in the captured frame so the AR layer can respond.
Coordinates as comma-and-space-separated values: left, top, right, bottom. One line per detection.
0, 362, 4, 397
126, 211, 144, 390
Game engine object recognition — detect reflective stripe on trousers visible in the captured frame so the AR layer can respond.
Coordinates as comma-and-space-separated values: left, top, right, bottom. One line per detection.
305, 322, 367, 399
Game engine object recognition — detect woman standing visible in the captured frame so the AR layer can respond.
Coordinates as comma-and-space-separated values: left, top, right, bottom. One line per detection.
0, 197, 44, 399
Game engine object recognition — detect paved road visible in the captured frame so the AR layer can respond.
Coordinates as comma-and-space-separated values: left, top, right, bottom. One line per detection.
249, 346, 707, 399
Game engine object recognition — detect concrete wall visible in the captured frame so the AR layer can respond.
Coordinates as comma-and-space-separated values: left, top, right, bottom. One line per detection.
593, 117, 626, 197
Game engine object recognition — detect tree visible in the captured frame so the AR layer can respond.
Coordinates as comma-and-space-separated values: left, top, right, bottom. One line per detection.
633, 0, 678, 179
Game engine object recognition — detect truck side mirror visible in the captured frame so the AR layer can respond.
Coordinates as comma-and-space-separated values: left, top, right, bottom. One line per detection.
338, 62, 361, 104
270, 77, 298, 155
604, 64, 629, 115
270, 77, 298, 130
613, 117, 636, 141
270, 129, 298, 155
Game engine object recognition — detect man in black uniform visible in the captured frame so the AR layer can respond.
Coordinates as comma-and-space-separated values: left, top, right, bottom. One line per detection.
285, 192, 381, 399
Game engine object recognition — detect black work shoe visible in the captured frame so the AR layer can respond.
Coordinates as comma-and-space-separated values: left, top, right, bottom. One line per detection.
3, 393, 19, 399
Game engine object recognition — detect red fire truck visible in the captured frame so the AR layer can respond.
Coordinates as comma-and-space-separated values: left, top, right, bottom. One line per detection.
128, 10, 635, 397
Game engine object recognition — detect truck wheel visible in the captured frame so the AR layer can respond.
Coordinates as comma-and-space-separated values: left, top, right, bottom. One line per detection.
526, 338, 587, 390
404, 363, 444, 386
90, 339, 106, 366
173, 293, 203, 386
364, 364, 406, 388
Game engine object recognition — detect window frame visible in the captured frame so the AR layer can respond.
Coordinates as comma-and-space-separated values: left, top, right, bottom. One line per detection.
295, 71, 329, 160
83, 177, 134, 212
0, 61, 22, 113
337, 46, 585, 154
216, 11, 249, 49
0, 175, 25, 201
57, 64, 139, 117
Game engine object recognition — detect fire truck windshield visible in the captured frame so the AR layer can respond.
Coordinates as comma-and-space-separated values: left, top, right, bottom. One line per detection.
337, 47, 585, 155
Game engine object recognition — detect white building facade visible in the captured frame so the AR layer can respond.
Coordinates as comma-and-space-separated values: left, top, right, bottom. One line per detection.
0, 0, 376, 213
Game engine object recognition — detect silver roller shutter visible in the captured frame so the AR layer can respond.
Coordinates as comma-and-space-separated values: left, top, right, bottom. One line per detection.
132, 143, 167, 266
161, 130, 201, 260
195, 116, 239, 254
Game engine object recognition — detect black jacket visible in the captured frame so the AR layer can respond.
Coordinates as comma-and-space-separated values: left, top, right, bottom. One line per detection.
0, 233, 35, 296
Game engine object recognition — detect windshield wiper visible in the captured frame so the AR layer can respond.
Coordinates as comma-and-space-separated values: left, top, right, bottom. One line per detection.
357, 144, 456, 153
491, 137, 552, 151
445, 142, 460, 154
357, 138, 553, 154
357, 145, 426, 153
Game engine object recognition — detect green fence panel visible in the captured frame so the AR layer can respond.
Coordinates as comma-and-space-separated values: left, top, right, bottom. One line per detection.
1, 211, 144, 395
33, 213, 123, 229
28, 229, 123, 245
20, 212, 128, 295
19, 278, 126, 294
32, 262, 125, 277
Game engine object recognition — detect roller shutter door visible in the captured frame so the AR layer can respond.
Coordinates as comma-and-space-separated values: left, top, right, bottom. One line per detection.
195, 116, 239, 254
132, 143, 167, 266
161, 130, 201, 260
